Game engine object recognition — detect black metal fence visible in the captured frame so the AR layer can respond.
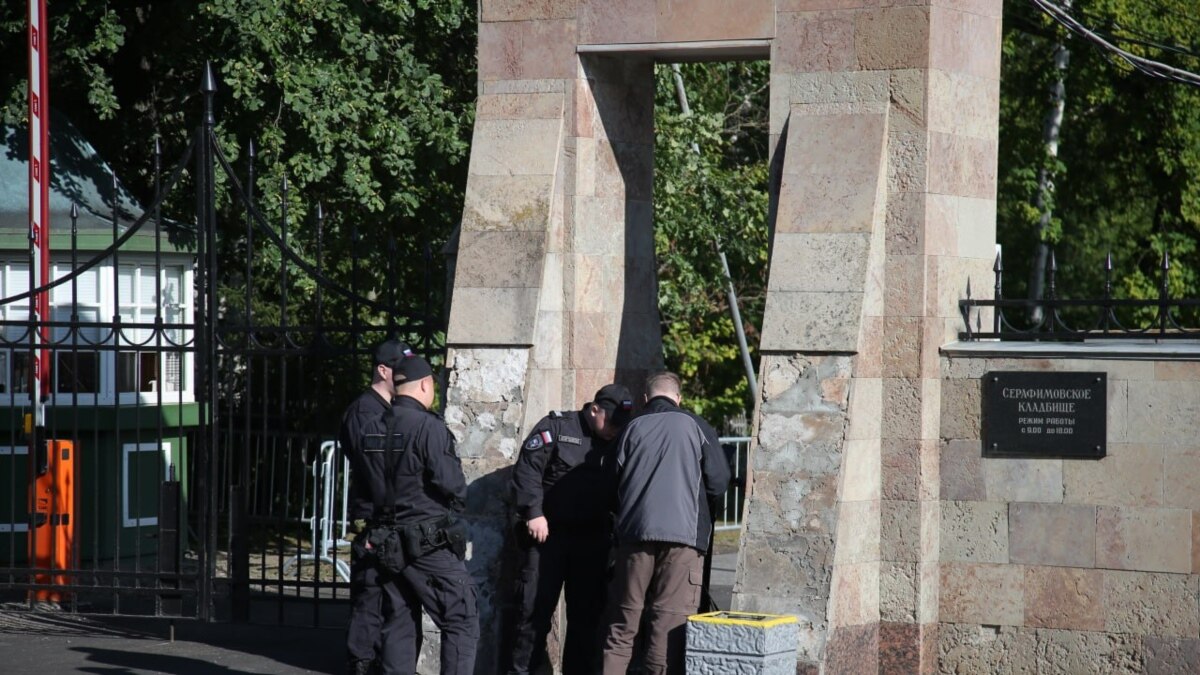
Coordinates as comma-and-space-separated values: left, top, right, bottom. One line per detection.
960, 249, 1200, 341
0, 64, 441, 625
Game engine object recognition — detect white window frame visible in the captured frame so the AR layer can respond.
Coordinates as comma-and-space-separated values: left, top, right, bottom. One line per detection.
115, 261, 194, 405
122, 441, 172, 528
50, 261, 104, 404
0, 256, 196, 407
0, 261, 33, 402
0, 445, 29, 533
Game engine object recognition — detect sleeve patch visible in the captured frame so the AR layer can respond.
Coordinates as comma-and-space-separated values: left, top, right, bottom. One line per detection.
524, 429, 553, 450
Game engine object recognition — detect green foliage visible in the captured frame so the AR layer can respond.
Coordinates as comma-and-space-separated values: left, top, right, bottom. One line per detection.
2, 0, 474, 288
999, 0, 1200, 319
1, 1, 476, 417
653, 63, 769, 424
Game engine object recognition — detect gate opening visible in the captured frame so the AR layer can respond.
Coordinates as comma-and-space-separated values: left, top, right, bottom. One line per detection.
652, 60, 768, 538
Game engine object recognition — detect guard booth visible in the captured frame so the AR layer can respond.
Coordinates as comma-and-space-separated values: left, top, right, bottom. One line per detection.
0, 120, 197, 580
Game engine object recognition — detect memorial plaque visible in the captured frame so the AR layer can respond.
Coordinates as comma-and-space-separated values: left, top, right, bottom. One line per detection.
981, 371, 1106, 459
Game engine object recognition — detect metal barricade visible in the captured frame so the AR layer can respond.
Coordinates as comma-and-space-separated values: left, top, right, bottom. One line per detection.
716, 436, 749, 532
282, 440, 351, 582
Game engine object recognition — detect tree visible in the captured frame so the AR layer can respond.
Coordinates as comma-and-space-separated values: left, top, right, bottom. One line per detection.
1, 1, 478, 414
1, 0, 476, 324
653, 62, 770, 424
998, 0, 1200, 326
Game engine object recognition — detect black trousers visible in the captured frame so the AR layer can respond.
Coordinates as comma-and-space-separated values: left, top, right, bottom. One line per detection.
347, 540, 421, 674
509, 526, 611, 675
399, 547, 479, 675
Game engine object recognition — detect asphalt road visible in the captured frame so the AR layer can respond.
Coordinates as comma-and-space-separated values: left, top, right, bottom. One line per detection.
0, 610, 343, 674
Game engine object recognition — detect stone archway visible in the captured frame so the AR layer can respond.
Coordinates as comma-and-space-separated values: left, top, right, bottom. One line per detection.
443, 2, 1002, 672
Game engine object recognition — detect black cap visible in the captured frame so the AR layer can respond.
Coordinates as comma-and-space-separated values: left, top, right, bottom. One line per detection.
392, 354, 433, 385
373, 339, 413, 368
593, 384, 633, 425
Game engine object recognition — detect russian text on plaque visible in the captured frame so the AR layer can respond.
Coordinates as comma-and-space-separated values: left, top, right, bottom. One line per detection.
981, 371, 1106, 459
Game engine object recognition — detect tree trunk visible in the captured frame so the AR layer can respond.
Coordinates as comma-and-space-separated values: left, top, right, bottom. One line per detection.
1028, 0, 1072, 323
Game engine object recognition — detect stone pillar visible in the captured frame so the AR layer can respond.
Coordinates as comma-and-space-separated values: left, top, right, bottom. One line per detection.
733, 2, 1003, 673
443, 5, 662, 672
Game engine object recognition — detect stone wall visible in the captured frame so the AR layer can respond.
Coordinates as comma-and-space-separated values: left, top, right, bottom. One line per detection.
938, 349, 1200, 673
732, 1, 1003, 672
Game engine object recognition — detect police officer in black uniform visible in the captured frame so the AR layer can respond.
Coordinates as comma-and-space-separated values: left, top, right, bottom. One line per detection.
508, 384, 634, 675
342, 339, 421, 675
344, 348, 479, 675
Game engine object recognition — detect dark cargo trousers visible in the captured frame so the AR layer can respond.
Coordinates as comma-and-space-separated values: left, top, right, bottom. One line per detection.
601, 542, 703, 675
400, 547, 479, 675
509, 527, 611, 674
347, 542, 421, 674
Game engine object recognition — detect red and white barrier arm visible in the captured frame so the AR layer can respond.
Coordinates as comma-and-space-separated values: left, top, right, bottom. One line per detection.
28, 0, 51, 425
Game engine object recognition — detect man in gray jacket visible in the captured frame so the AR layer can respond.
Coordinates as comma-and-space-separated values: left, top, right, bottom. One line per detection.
601, 372, 731, 675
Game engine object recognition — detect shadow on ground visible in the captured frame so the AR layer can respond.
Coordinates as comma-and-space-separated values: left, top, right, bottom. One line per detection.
0, 609, 344, 674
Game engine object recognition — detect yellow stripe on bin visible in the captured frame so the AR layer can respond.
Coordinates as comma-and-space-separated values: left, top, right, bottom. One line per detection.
687, 611, 798, 628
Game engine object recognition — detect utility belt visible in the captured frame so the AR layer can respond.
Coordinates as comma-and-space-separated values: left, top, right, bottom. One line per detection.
366, 513, 468, 573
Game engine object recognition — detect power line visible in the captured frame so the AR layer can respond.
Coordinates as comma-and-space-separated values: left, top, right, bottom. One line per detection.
1029, 0, 1200, 88
1106, 0, 1200, 33
1073, 7, 1200, 62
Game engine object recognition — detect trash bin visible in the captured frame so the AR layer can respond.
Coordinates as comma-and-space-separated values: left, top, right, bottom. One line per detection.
686, 610, 799, 674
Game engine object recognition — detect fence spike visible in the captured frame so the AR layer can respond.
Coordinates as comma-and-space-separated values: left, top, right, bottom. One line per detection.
1161, 250, 1171, 299
993, 250, 1003, 273
111, 168, 120, 230
201, 62, 217, 127
1046, 248, 1057, 301
965, 277, 972, 300
1104, 251, 1113, 299
201, 61, 217, 94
